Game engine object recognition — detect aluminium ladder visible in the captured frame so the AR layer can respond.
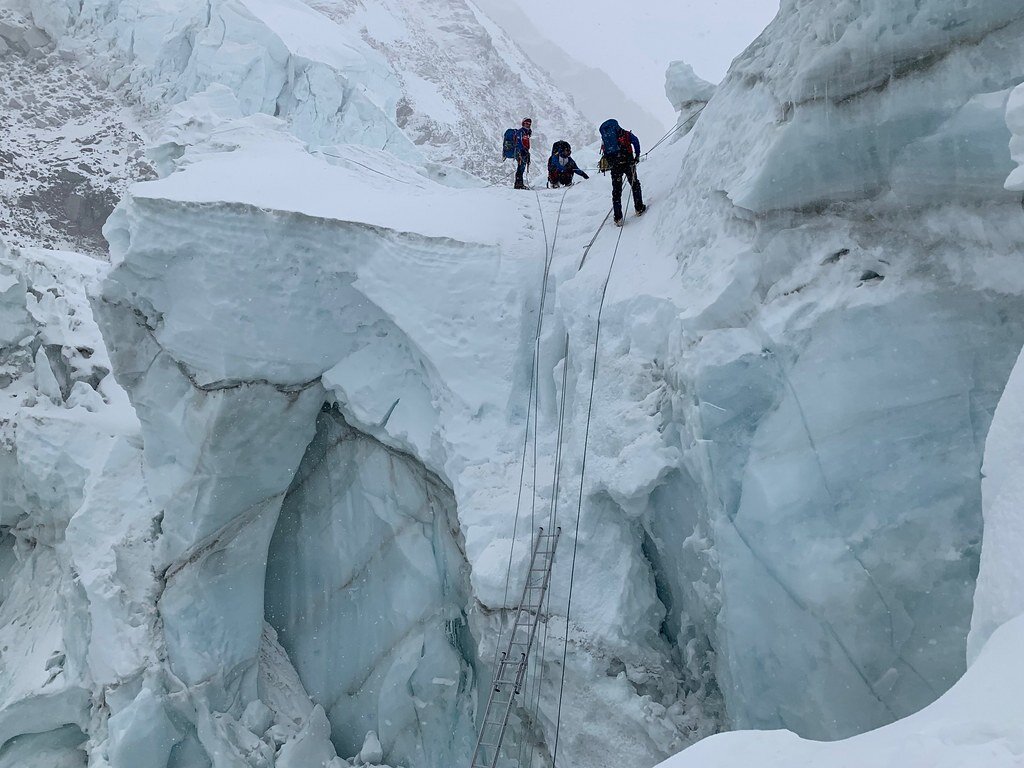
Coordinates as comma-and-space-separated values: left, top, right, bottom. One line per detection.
469, 526, 561, 768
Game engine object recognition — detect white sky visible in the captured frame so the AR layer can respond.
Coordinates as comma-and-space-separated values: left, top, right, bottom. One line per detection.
504, 0, 781, 127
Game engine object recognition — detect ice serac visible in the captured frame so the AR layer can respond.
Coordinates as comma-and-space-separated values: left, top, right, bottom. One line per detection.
651, 279, 1024, 765
93, 126, 533, 766
0, 243, 153, 764
703, 1, 1024, 211
625, 0, 1024, 745
665, 61, 715, 116
19, 0, 421, 163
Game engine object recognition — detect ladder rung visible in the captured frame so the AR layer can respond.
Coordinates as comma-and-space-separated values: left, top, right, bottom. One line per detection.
469, 529, 561, 768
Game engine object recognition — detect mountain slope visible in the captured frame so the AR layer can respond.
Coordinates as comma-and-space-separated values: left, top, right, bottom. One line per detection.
305, 0, 593, 182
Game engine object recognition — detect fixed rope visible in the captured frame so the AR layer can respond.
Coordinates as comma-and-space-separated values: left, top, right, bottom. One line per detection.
551, 186, 632, 766
481, 188, 569, 768
643, 103, 708, 158
486, 103, 692, 765
498, 189, 568, 613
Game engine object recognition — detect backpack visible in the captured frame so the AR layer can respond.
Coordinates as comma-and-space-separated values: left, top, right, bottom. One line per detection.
599, 119, 633, 158
502, 128, 518, 160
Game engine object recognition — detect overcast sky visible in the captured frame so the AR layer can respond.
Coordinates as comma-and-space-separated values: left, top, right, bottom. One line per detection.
503, 0, 781, 127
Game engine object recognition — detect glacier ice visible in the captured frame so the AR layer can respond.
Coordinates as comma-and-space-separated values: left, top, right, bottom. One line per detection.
652, 2, 1024, 734
3, 0, 1024, 764
695, 2, 1024, 211
655, 284, 1024, 764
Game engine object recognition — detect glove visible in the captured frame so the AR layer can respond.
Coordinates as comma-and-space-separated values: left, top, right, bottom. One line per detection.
581, 172, 590, 180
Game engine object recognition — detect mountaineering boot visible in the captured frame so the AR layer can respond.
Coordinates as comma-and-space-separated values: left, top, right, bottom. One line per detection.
635, 203, 647, 216
614, 216, 624, 227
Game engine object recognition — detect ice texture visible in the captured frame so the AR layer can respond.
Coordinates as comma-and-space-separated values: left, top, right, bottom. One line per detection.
657, 271, 1024, 762
265, 407, 476, 766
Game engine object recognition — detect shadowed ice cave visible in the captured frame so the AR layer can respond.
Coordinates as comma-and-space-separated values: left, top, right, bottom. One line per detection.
264, 404, 478, 768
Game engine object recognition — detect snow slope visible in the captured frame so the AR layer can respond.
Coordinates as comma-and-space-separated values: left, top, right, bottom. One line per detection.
470, 0, 667, 142
0, 9, 152, 254
303, 0, 593, 181
11, 0, 421, 160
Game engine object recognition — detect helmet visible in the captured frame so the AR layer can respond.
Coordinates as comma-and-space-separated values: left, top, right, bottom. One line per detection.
522, 118, 533, 128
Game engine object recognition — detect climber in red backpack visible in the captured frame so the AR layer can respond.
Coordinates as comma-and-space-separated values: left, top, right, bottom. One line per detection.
599, 119, 646, 225
514, 118, 532, 189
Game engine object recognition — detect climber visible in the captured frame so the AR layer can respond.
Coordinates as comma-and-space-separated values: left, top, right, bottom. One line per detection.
547, 141, 589, 188
514, 118, 533, 189
598, 118, 646, 225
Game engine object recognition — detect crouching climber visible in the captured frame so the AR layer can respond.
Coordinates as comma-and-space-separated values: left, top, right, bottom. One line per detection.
598, 118, 646, 225
547, 141, 589, 188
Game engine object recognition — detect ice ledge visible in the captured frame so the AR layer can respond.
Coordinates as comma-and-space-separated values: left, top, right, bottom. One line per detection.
122, 140, 509, 248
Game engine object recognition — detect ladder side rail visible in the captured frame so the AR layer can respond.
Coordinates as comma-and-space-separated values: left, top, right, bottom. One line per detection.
470, 528, 548, 768
501, 528, 546, 661
516, 528, 561, 688
488, 664, 529, 768
469, 528, 563, 768
469, 650, 512, 768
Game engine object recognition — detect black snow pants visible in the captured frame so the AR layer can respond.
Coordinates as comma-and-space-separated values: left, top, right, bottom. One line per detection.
610, 157, 644, 219
515, 152, 531, 189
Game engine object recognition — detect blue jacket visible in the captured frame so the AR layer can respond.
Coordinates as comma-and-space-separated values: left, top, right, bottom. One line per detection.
548, 154, 586, 177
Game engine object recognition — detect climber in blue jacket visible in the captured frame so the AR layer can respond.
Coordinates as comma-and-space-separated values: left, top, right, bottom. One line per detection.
547, 141, 589, 188
599, 119, 646, 225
